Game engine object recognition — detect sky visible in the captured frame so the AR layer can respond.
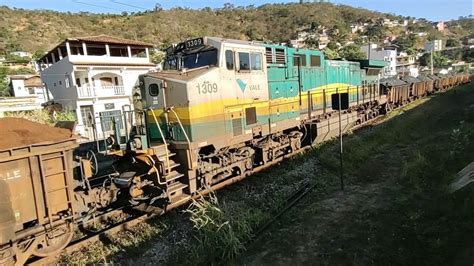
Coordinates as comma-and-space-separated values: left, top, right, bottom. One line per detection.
0, 0, 472, 21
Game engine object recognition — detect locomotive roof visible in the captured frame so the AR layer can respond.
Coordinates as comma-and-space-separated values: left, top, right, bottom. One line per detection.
206, 36, 266, 47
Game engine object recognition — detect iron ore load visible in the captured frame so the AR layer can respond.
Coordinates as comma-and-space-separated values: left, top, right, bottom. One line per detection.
0, 37, 471, 265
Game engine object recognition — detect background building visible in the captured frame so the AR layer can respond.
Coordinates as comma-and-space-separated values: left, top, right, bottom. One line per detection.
38, 35, 156, 140
362, 44, 398, 77
8, 75, 48, 104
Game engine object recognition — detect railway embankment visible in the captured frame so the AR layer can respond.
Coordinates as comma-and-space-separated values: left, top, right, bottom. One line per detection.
59, 83, 474, 265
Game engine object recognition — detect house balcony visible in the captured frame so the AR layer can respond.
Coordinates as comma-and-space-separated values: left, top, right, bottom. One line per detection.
77, 85, 126, 98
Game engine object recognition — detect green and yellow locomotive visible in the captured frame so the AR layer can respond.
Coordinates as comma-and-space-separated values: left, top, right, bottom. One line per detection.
133, 36, 387, 203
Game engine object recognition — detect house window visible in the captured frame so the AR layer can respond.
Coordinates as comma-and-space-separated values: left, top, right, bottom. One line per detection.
100, 77, 113, 88
114, 77, 119, 85
245, 107, 257, 125
54, 83, 56, 87
250, 53, 262, 70
80, 105, 94, 127
59, 80, 62, 85
28, 88, 35, 95
225, 50, 234, 70
76, 78, 81, 87
238, 52, 250, 71
310, 55, 321, 67
65, 77, 70, 88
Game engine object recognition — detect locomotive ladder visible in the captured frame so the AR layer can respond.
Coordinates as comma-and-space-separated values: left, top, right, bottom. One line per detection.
148, 107, 190, 205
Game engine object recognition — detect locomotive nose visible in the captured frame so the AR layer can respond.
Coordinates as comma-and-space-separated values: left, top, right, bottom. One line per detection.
138, 75, 166, 110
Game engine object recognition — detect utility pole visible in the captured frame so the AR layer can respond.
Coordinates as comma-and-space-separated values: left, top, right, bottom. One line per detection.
430, 49, 434, 75
338, 88, 344, 191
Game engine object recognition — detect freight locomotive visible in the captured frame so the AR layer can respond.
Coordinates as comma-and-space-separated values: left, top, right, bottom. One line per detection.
0, 36, 471, 265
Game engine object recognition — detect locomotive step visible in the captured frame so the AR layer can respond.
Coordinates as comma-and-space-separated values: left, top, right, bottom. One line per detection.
156, 151, 177, 160
168, 194, 191, 205
164, 170, 185, 182
166, 182, 188, 194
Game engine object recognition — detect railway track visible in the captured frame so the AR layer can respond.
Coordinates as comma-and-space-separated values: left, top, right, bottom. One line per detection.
25, 91, 452, 265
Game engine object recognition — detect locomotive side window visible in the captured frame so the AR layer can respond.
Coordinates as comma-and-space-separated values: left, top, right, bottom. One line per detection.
149, 83, 159, 96
310, 55, 321, 67
245, 107, 257, 125
293, 54, 306, 67
250, 53, 262, 70
225, 50, 234, 70
265, 47, 273, 64
275, 48, 286, 64
238, 52, 250, 71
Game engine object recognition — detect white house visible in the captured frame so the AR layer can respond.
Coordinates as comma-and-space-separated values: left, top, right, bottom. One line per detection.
38, 35, 156, 140
362, 44, 398, 77
10, 51, 31, 58
425, 40, 443, 52
8, 75, 49, 104
396, 53, 419, 77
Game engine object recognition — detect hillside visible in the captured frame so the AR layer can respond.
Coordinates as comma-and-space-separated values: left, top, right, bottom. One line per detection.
1, 3, 396, 53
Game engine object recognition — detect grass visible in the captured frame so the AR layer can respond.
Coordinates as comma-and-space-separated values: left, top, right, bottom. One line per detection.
238, 83, 474, 265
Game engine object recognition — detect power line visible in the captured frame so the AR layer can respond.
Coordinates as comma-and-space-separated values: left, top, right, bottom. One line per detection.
110, 0, 148, 11
72, 0, 124, 12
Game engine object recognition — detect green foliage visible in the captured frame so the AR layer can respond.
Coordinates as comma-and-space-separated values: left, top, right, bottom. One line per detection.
149, 50, 164, 64
339, 44, 366, 60
323, 47, 340, 59
0, 4, 393, 53
364, 24, 385, 41
304, 36, 319, 49
5, 109, 76, 125
419, 52, 450, 67
32, 49, 45, 60
184, 193, 254, 263
392, 35, 416, 52
445, 38, 460, 47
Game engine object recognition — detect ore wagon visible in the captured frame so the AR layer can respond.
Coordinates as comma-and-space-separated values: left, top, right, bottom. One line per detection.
0, 118, 77, 265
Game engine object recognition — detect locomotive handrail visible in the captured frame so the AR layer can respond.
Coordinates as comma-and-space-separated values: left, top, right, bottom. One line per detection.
168, 107, 191, 146
148, 107, 171, 174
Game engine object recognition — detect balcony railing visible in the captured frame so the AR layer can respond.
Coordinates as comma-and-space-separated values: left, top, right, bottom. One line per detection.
77, 85, 126, 98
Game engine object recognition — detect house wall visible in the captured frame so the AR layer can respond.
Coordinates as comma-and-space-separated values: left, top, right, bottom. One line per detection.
362, 45, 397, 77
40, 57, 76, 109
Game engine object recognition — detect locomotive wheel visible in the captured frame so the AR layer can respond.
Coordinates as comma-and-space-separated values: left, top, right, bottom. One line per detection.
32, 223, 74, 257
86, 150, 99, 176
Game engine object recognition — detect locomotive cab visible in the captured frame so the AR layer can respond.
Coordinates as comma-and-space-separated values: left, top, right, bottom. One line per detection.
138, 37, 269, 149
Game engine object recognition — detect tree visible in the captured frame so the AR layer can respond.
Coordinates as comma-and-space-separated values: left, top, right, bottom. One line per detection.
32, 49, 45, 60
326, 41, 338, 50
0, 67, 11, 96
365, 24, 384, 41
154, 3, 163, 12
445, 38, 460, 48
305, 37, 319, 49
339, 44, 366, 60
392, 35, 416, 52
323, 48, 340, 60
419, 52, 449, 67
149, 49, 164, 64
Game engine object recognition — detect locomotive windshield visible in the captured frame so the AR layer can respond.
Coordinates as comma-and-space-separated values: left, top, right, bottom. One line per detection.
163, 38, 218, 71
163, 48, 218, 71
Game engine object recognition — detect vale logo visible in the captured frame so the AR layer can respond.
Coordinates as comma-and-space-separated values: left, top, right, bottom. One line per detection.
237, 79, 247, 92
